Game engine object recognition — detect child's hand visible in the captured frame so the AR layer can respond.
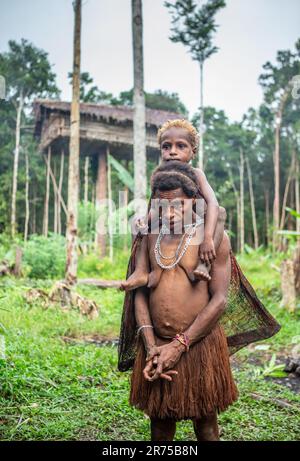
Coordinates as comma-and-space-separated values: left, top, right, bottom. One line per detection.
199, 237, 216, 263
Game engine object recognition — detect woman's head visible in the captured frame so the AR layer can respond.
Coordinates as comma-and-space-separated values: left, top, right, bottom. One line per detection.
150, 162, 199, 230
157, 119, 199, 163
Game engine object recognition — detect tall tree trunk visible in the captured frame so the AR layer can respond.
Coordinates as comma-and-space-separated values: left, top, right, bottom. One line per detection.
43, 146, 51, 237
279, 148, 296, 231
11, 89, 24, 237
123, 187, 128, 252
132, 0, 146, 212
239, 148, 245, 253
107, 146, 113, 261
58, 149, 64, 235
32, 185, 36, 234
82, 156, 89, 254
265, 189, 270, 247
272, 84, 291, 249
228, 166, 240, 252
198, 61, 204, 170
65, 0, 81, 285
246, 157, 259, 249
91, 181, 96, 251
24, 146, 29, 242
273, 113, 281, 248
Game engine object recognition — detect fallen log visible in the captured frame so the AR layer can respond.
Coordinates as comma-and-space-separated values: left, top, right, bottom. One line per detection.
77, 278, 122, 289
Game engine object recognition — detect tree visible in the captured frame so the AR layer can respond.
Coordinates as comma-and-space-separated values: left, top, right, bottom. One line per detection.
132, 0, 147, 208
68, 71, 113, 103
0, 39, 59, 237
165, 0, 226, 170
65, 0, 81, 285
113, 88, 188, 115
259, 39, 300, 248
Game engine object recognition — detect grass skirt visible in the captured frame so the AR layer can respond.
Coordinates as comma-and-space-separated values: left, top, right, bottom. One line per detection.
129, 323, 238, 421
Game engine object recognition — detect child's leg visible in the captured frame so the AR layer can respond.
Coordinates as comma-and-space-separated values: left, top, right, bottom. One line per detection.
120, 235, 149, 291
193, 207, 226, 282
150, 418, 177, 441
192, 412, 220, 441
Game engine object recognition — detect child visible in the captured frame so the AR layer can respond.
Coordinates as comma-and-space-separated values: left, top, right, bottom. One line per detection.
120, 119, 226, 291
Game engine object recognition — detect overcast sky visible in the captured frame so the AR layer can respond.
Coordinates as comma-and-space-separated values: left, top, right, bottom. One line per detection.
1, 0, 299, 121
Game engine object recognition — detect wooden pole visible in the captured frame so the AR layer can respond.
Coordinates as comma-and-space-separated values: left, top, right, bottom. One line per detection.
107, 146, 113, 261
53, 157, 58, 233
239, 148, 245, 253
65, 0, 81, 285
24, 146, 30, 241
43, 146, 51, 237
43, 152, 67, 216
58, 149, 64, 234
132, 0, 147, 209
84, 156, 89, 205
95, 150, 107, 257
246, 157, 259, 249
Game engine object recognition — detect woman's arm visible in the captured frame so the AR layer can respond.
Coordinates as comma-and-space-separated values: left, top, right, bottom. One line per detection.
183, 232, 231, 345
134, 287, 156, 355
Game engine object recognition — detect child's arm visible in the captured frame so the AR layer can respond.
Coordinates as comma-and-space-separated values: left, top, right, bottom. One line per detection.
194, 168, 219, 263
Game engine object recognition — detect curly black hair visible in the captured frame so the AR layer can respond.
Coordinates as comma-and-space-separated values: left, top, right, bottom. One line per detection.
151, 161, 198, 198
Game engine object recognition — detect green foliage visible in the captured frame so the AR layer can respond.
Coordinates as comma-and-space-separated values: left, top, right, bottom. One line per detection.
78, 201, 98, 247
108, 154, 134, 193
23, 233, 66, 279
78, 251, 129, 280
0, 253, 300, 440
165, 0, 226, 63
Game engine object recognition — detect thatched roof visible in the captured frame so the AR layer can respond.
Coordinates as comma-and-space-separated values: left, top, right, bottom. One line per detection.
33, 99, 184, 138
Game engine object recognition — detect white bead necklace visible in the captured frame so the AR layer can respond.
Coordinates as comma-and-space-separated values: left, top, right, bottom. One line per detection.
154, 218, 204, 270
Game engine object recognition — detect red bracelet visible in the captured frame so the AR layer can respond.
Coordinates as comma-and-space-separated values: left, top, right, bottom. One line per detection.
173, 333, 190, 351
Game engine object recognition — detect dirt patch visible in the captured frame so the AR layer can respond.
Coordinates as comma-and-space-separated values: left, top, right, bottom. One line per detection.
232, 347, 300, 394
61, 334, 118, 347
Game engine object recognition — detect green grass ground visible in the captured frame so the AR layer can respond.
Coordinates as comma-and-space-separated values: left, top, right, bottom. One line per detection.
0, 250, 299, 441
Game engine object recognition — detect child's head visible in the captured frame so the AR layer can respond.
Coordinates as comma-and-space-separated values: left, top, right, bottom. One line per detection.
157, 119, 199, 164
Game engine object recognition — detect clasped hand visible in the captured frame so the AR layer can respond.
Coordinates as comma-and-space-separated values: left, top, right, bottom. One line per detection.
143, 341, 185, 382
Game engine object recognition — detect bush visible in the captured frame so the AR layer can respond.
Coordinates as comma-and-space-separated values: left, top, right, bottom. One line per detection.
23, 233, 66, 279
78, 250, 129, 280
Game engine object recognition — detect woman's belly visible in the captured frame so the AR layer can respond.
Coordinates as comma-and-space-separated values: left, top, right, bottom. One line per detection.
149, 266, 210, 338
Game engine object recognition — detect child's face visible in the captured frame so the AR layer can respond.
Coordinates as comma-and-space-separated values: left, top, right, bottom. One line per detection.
160, 127, 195, 163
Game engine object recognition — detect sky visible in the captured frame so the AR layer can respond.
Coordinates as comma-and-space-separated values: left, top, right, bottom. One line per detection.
1, 0, 299, 121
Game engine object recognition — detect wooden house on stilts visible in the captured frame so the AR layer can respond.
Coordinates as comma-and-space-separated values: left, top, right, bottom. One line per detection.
33, 99, 181, 256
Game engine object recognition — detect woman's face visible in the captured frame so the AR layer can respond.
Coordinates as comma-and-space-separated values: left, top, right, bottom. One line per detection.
160, 127, 195, 163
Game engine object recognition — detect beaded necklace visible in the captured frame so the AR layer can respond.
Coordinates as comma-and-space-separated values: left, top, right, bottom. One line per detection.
154, 218, 204, 270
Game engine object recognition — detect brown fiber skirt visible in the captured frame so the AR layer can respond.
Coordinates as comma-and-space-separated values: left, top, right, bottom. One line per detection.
129, 323, 239, 421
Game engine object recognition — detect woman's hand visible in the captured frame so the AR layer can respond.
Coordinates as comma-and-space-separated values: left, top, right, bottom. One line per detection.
146, 345, 161, 364
143, 340, 185, 382
143, 358, 178, 382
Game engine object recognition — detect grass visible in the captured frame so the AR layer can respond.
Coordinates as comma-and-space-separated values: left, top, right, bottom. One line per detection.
0, 248, 299, 441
